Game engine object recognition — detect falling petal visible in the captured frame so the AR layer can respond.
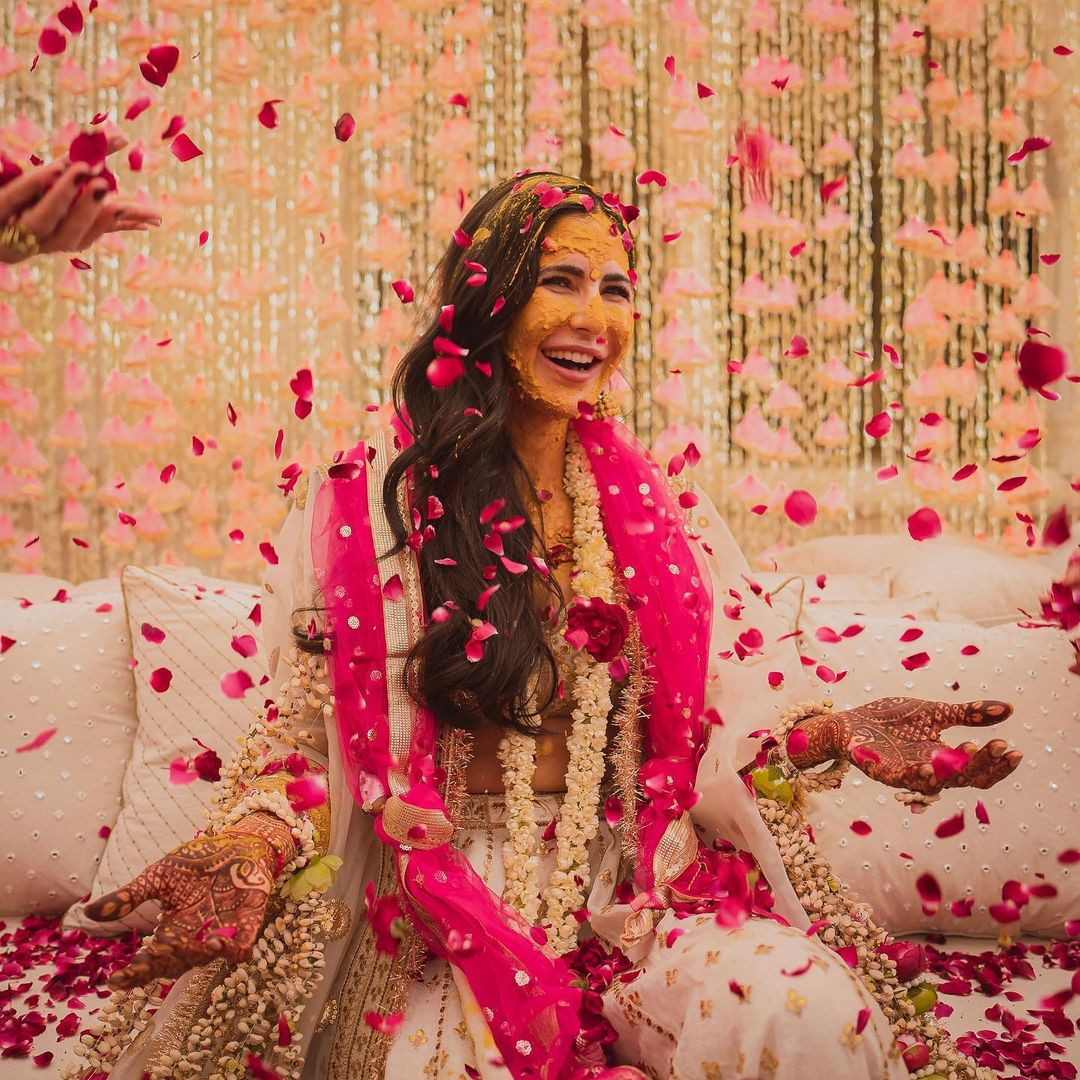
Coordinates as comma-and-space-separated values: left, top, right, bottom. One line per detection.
931, 745, 970, 779
865, 412, 892, 439
392, 279, 414, 303
15, 727, 58, 753
286, 774, 328, 811
38, 28, 67, 55
169, 756, 198, 785
221, 669, 255, 699
783, 490, 817, 527
230, 634, 258, 658
1040, 253, 1061, 265
916, 872, 942, 915
1017, 339, 1068, 390
170, 134, 203, 162
636, 169, 667, 187
906, 507, 942, 542
364, 1010, 405, 1035
849, 819, 872, 836
334, 113, 356, 141
258, 99, 282, 129
383, 574, 404, 602
149, 667, 173, 692
934, 811, 965, 838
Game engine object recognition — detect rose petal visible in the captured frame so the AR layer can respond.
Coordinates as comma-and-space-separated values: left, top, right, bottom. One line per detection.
221, 669, 255, 699
334, 112, 356, 141
15, 727, 58, 753
149, 667, 173, 692
1017, 339, 1068, 390
935, 811, 965, 838
916, 872, 942, 915
170, 133, 203, 162
907, 507, 942, 542
784, 490, 817, 527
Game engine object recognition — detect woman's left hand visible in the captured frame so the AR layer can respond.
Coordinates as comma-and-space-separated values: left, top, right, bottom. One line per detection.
787, 696, 1021, 795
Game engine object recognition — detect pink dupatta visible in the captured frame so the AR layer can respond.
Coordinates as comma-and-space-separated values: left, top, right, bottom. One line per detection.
309, 413, 713, 1078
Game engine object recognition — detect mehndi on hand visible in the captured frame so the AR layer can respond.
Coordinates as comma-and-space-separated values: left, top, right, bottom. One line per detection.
83, 811, 296, 989
788, 696, 1021, 796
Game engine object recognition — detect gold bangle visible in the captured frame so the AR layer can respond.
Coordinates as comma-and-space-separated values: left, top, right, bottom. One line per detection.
0, 221, 41, 260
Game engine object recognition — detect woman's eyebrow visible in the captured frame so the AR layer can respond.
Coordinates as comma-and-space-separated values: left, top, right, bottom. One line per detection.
540, 262, 632, 285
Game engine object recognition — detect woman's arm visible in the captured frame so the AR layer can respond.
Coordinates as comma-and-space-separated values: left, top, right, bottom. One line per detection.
84, 472, 335, 985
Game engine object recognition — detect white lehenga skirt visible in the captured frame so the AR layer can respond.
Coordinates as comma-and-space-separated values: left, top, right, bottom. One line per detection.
378, 792, 908, 1080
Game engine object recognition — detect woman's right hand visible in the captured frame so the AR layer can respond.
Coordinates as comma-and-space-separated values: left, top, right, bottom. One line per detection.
83, 815, 291, 990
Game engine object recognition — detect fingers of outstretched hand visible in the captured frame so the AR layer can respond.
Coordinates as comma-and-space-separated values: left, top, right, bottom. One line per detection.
18, 163, 94, 238
0, 159, 69, 221
107, 939, 193, 990
84, 866, 158, 922
38, 180, 110, 252
948, 740, 1023, 790
938, 699, 1014, 730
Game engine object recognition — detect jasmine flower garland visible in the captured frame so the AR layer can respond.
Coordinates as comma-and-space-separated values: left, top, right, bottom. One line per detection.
498, 430, 617, 954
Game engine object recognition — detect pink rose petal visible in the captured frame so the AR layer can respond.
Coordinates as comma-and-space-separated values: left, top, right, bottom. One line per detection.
335, 112, 356, 141
934, 811, 965, 838
916, 872, 942, 915
784, 489, 817, 527
907, 507, 942, 542
149, 667, 173, 692
15, 727, 58, 753
221, 669, 255, 699
286, 774, 328, 812
170, 134, 203, 162
1017, 339, 1068, 390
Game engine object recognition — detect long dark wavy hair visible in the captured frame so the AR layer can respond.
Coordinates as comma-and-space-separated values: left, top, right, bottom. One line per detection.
292, 172, 636, 737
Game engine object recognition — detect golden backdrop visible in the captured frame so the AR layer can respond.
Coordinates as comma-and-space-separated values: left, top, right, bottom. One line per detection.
0, 0, 1076, 585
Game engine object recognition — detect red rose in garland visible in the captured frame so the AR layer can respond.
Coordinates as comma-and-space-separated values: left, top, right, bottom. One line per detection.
564, 596, 629, 663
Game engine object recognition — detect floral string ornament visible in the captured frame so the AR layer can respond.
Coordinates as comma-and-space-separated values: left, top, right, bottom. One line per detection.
497, 429, 623, 953
752, 704, 997, 1080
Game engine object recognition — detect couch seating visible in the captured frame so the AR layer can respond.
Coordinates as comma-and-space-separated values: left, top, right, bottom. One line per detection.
0, 530, 1076, 1076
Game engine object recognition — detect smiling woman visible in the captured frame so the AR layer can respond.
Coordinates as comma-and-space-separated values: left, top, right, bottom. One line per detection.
71, 172, 1012, 1080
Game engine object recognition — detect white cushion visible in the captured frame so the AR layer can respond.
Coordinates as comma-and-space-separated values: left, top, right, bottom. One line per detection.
761, 532, 1068, 624
64, 566, 266, 935
0, 585, 134, 914
0, 572, 73, 603
795, 606, 1079, 937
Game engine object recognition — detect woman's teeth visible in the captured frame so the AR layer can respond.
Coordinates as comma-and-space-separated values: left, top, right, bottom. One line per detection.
542, 349, 600, 371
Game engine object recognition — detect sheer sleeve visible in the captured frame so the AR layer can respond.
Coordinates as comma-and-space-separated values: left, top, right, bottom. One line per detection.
213, 467, 333, 840
682, 481, 816, 928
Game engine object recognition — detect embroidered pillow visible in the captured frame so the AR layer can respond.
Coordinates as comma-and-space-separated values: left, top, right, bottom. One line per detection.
796, 607, 1078, 937
0, 585, 135, 914
64, 566, 267, 935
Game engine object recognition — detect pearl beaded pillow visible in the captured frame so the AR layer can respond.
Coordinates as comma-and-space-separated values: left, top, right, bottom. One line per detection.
64, 566, 267, 935
794, 607, 1078, 937
0, 584, 135, 915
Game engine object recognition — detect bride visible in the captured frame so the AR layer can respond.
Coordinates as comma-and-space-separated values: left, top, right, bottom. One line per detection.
71, 171, 1019, 1080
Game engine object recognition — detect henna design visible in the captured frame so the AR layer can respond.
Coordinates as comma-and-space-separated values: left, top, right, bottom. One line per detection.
788, 696, 1021, 796
83, 812, 297, 990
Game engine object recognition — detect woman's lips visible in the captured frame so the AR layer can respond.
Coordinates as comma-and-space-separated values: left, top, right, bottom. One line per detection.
537, 349, 603, 384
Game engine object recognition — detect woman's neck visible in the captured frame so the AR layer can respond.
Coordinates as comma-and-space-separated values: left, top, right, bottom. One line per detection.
507, 399, 570, 497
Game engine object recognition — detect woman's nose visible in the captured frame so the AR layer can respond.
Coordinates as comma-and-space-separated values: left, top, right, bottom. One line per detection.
568, 291, 605, 334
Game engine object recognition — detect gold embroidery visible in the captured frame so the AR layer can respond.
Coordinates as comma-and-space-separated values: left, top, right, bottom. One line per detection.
664, 967, 679, 987
839, 1022, 862, 1051
316, 998, 339, 1034
141, 959, 227, 1072
785, 988, 807, 1015
759, 1046, 780, 1077
704, 949, 722, 966
702, 1064, 723, 1080
293, 470, 311, 511
698, 997, 714, 1020
409, 1027, 429, 1048
754, 942, 775, 955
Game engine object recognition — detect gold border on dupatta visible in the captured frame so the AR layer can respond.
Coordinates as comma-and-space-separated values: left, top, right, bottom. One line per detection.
327, 428, 474, 1080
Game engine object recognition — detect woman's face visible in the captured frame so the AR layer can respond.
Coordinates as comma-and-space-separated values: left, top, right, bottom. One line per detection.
504, 211, 635, 418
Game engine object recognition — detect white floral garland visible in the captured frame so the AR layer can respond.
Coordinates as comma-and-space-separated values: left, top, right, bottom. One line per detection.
498, 429, 616, 954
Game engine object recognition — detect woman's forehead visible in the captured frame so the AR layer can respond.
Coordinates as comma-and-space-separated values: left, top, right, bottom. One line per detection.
539, 212, 629, 271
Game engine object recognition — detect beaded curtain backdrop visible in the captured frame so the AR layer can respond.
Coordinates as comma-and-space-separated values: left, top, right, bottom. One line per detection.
0, 0, 1075, 584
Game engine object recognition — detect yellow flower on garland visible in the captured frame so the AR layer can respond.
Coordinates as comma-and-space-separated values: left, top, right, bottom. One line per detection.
280, 854, 343, 900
